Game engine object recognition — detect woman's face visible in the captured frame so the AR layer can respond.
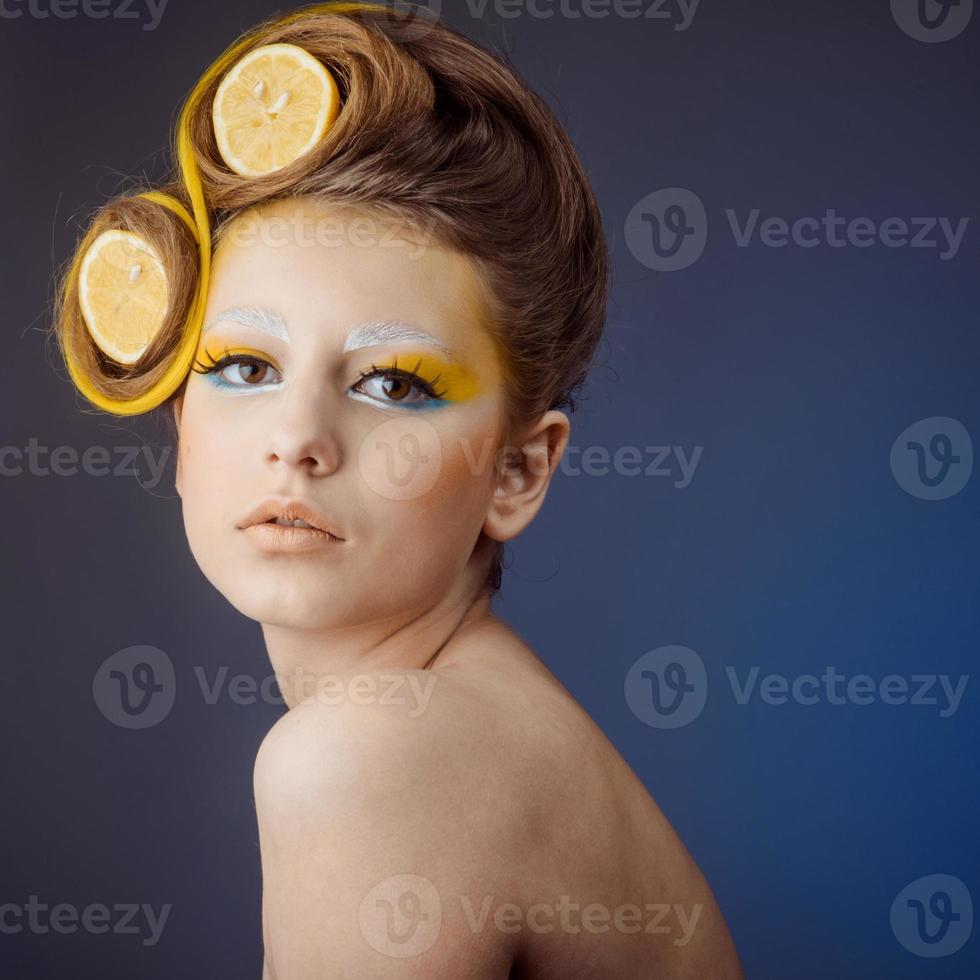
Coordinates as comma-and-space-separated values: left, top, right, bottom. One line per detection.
173, 198, 510, 629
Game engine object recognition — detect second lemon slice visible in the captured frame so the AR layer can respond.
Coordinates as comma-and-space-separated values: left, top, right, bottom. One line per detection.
213, 43, 340, 178
78, 229, 170, 365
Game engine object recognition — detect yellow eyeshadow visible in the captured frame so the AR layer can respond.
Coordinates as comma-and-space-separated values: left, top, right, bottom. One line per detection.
195, 341, 276, 364
378, 351, 481, 402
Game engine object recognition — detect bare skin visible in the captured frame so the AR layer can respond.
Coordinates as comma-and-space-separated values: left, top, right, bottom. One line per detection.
169, 197, 742, 977
253, 599, 744, 979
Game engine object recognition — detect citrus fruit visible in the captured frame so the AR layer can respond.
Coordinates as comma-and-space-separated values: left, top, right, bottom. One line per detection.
78, 229, 170, 365
212, 43, 340, 178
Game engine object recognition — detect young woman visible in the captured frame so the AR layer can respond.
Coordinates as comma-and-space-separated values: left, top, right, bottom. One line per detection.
53, 3, 743, 976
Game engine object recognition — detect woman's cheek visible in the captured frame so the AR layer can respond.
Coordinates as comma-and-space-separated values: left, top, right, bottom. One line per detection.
178, 411, 239, 545
356, 409, 499, 530
355, 414, 446, 503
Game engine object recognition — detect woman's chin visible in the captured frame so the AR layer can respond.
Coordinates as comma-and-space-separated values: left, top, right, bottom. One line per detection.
220, 578, 356, 630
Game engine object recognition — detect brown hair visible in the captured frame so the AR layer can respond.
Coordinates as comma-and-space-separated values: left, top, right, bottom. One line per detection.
52, 1, 609, 597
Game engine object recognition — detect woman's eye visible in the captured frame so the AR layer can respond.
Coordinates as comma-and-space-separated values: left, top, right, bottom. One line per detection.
218, 359, 278, 386
353, 370, 441, 406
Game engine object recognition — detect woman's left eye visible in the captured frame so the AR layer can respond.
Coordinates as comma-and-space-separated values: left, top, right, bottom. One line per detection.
352, 368, 448, 407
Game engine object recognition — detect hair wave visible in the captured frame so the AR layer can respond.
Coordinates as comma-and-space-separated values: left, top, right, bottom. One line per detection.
51, 1, 610, 597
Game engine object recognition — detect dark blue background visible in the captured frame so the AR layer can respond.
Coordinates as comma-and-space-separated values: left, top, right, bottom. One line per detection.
3, 0, 978, 976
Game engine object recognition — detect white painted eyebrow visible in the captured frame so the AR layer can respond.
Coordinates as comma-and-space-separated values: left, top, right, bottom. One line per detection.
203, 307, 290, 342
343, 321, 451, 355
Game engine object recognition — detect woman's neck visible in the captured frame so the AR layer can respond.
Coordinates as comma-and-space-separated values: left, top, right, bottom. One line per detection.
260, 562, 496, 709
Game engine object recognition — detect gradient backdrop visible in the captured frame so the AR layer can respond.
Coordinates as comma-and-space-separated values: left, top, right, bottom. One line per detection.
3, 0, 979, 976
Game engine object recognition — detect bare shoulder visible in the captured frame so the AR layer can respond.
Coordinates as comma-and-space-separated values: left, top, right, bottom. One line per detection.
252, 637, 534, 978
253, 619, 743, 978
253, 634, 547, 833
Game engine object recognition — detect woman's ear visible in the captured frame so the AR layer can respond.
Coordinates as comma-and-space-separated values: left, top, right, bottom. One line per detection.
483, 410, 570, 544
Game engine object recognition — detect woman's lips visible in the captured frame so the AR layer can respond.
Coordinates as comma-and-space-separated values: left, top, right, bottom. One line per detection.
242, 520, 344, 553
237, 496, 345, 539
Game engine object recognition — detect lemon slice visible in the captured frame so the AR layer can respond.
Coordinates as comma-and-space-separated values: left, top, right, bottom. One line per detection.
212, 43, 340, 178
78, 229, 170, 365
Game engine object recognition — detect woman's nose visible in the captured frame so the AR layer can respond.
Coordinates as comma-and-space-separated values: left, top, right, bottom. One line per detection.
264, 383, 341, 477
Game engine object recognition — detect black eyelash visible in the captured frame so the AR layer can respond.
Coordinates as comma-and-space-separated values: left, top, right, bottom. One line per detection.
191, 345, 268, 376
354, 355, 450, 402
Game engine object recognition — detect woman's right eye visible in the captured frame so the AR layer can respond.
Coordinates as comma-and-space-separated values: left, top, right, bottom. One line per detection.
194, 354, 282, 389
215, 358, 279, 385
